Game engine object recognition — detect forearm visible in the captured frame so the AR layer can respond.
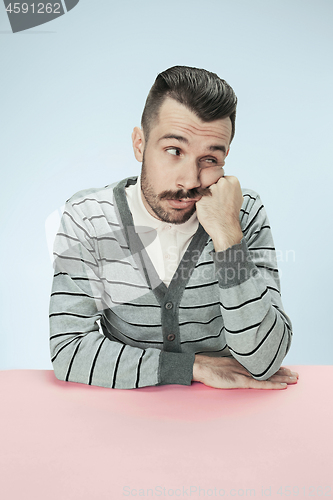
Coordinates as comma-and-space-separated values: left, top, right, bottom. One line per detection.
213, 237, 292, 380
50, 198, 195, 389
50, 329, 194, 390
50, 273, 195, 389
50, 320, 159, 389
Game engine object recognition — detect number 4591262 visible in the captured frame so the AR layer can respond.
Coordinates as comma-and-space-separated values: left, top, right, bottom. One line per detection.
6, 3, 61, 14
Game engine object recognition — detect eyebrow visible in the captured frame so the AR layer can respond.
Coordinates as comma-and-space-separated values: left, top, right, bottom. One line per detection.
158, 134, 226, 154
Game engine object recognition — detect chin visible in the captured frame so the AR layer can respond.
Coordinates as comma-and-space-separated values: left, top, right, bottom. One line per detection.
156, 205, 196, 225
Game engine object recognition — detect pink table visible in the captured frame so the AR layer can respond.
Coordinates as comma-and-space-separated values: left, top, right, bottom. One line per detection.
0, 367, 332, 499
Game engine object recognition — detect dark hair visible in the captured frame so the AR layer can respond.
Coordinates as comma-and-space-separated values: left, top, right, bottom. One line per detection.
141, 65, 237, 145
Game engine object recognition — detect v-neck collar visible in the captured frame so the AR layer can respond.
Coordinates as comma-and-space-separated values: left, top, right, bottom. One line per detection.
113, 176, 210, 306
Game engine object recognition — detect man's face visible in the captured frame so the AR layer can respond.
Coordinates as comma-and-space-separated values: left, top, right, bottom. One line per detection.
132, 97, 232, 224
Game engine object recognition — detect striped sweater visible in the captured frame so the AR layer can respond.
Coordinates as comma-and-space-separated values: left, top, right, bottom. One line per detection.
49, 176, 293, 389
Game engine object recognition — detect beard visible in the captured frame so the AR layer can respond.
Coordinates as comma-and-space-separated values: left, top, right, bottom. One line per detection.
140, 156, 211, 225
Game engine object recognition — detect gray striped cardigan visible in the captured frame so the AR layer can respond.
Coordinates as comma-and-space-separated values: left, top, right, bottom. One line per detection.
49, 176, 292, 389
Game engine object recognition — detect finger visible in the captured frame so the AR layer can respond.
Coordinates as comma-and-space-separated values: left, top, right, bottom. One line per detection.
241, 368, 297, 384
276, 367, 299, 379
276, 367, 292, 376
267, 375, 298, 385
244, 378, 288, 390
223, 175, 238, 184
233, 361, 298, 382
214, 176, 226, 186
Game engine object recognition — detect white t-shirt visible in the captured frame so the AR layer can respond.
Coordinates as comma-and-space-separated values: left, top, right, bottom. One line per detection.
125, 176, 199, 287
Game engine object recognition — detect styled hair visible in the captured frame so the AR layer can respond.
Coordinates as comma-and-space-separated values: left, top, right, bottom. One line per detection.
141, 65, 237, 145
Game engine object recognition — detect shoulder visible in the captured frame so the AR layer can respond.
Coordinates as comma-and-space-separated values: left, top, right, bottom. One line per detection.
241, 187, 259, 200
240, 187, 270, 232
65, 182, 118, 205
241, 187, 262, 213
64, 176, 137, 211
66, 176, 138, 204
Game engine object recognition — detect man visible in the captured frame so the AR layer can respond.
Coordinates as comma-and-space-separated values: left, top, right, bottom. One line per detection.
49, 65, 298, 390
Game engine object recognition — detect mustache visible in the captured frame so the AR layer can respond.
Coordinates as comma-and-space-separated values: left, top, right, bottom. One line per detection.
159, 187, 212, 200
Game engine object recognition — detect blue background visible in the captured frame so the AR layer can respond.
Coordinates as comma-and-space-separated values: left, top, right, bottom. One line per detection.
1, 0, 332, 369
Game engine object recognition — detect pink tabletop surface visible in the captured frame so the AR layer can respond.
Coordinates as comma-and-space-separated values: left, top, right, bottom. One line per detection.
0, 366, 332, 500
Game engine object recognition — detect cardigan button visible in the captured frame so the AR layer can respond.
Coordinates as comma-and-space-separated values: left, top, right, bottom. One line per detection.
165, 302, 173, 310
167, 333, 175, 341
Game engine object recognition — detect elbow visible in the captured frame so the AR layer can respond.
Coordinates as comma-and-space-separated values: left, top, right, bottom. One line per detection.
50, 345, 68, 383
51, 360, 67, 383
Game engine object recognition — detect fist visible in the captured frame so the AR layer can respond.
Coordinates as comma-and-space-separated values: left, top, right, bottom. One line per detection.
196, 176, 244, 251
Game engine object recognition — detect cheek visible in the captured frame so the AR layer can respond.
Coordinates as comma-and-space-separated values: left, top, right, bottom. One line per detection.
200, 167, 224, 187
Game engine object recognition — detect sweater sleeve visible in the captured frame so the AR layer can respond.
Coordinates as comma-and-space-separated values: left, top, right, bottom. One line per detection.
49, 198, 194, 390
211, 192, 293, 380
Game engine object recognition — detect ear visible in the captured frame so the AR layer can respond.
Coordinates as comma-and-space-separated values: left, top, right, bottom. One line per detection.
225, 148, 230, 158
132, 127, 145, 162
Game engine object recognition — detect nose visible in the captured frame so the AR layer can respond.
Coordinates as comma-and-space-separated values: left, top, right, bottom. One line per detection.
176, 160, 201, 191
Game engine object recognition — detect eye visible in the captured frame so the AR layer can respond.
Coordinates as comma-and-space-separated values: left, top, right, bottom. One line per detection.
201, 158, 218, 166
166, 148, 181, 156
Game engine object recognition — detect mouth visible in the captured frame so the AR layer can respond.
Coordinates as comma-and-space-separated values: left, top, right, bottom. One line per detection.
166, 198, 200, 209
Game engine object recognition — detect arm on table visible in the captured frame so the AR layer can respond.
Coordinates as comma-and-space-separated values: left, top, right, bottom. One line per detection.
195, 183, 295, 389
49, 198, 194, 390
